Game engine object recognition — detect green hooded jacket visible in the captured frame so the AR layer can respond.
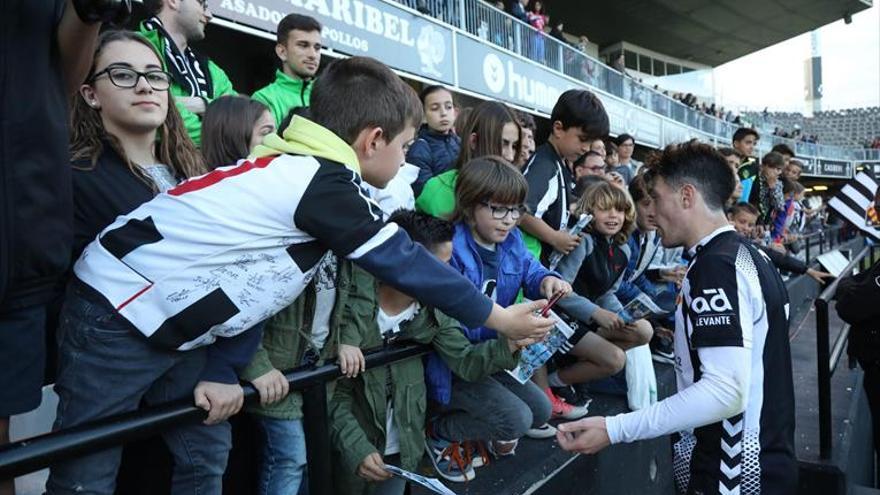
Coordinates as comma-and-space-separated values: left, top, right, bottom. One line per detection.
138, 22, 237, 146
252, 69, 314, 128
329, 266, 519, 495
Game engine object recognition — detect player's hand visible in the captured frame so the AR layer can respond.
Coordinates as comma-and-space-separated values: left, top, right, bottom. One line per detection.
250, 368, 289, 406
540, 277, 572, 299
550, 230, 581, 255
591, 308, 625, 332
357, 452, 392, 482
488, 300, 554, 341
556, 416, 611, 454
338, 344, 366, 378
193, 381, 244, 425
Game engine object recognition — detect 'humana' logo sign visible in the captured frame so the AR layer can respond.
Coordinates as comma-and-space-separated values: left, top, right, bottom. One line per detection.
482, 53, 562, 111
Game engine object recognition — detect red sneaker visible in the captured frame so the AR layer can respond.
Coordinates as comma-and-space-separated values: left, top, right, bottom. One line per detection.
545, 387, 589, 419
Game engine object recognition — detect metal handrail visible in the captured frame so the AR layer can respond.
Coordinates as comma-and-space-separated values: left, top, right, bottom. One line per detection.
813, 243, 876, 458
0, 342, 431, 495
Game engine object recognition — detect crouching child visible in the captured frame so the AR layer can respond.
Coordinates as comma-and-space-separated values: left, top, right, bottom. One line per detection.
328, 210, 524, 494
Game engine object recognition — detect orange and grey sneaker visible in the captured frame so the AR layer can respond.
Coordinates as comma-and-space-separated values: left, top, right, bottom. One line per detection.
463, 440, 491, 468
425, 434, 476, 482
545, 387, 589, 420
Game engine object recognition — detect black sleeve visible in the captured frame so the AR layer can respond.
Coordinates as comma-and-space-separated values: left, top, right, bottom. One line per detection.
294, 160, 386, 258
686, 254, 745, 348
759, 244, 807, 275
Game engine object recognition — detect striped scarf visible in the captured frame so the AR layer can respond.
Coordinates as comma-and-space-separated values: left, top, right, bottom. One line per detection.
142, 17, 210, 97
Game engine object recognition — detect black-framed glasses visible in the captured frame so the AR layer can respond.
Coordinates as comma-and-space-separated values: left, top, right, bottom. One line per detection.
481, 201, 527, 220
90, 67, 172, 91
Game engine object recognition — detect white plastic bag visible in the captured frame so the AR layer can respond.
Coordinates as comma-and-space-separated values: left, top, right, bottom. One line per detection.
625, 344, 658, 410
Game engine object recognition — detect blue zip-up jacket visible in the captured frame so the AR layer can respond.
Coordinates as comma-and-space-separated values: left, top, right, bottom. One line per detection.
406, 124, 461, 196
425, 222, 557, 404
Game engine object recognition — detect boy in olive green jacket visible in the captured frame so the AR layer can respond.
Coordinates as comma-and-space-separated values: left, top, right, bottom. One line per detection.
328, 210, 523, 495
240, 252, 369, 495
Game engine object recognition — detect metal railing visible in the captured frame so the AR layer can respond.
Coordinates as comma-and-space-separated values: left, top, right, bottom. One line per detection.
0, 343, 431, 495
391, 0, 878, 162
813, 243, 879, 458
802, 226, 849, 266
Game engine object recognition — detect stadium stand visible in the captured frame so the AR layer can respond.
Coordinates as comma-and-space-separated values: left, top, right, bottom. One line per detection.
746, 107, 880, 148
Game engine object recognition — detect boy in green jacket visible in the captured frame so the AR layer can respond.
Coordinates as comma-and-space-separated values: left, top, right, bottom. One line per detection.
329, 210, 524, 494
252, 14, 322, 127
140, 0, 237, 146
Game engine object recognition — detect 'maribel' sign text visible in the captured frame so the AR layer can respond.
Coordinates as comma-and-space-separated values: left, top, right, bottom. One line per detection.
210, 0, 454, 84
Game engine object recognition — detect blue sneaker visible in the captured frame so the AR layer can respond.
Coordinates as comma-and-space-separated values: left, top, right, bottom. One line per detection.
425, 435, 476, 482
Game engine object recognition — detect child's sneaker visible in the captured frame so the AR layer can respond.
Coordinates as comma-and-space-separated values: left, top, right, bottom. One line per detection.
426, 435, 476, 482
488, 439, 519, 457
545, 387, 589, 419
463, 440, 491, 468
651, 329, 675, 365
525, 423, 558, 439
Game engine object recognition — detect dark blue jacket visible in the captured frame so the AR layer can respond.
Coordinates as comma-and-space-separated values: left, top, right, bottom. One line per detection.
406, 124, 461, 196
425, 222, 555, 404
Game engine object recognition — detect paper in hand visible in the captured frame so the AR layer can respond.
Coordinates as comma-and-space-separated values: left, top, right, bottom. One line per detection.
383, 465, 458, 495
617, 293, 664, 324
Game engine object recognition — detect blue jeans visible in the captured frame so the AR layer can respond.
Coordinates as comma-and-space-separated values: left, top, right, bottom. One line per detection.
46, 280, 232, 495
256, 416, 308, 495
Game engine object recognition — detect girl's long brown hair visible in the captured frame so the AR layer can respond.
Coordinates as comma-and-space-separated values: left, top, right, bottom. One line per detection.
454, 100, 522, 170
70, 30, 206, 188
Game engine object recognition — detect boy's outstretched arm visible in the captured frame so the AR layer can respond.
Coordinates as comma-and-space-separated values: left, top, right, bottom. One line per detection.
294, 164, 554, 340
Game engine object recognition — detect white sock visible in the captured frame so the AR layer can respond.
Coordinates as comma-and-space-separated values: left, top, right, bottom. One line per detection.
548, 371, 567, 388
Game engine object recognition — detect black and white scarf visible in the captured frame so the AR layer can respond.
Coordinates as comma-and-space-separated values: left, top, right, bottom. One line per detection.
142, 17, 211, 97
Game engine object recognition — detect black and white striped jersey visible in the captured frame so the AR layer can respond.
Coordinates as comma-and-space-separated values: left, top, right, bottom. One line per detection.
605, 226, 797, 495
74, 154, 493, 351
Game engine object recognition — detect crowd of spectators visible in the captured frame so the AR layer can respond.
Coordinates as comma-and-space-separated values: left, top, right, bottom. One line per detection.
2, 2, 834, 495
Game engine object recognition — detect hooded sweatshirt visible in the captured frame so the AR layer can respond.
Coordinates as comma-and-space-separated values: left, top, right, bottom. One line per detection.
252, 69, 314, 128
73, 117, 493, 383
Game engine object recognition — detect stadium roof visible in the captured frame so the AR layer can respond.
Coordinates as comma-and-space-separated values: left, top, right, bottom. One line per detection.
554, 0, 873, 66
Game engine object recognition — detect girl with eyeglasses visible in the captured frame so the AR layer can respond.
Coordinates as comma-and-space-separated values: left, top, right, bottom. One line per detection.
69, 30, 206, 259
48, 30, 208, 494
423, 156, 571, 478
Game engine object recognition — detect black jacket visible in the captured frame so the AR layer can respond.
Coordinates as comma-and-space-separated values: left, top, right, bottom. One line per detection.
71, 145, 162, 260
1, 0, 72, 311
